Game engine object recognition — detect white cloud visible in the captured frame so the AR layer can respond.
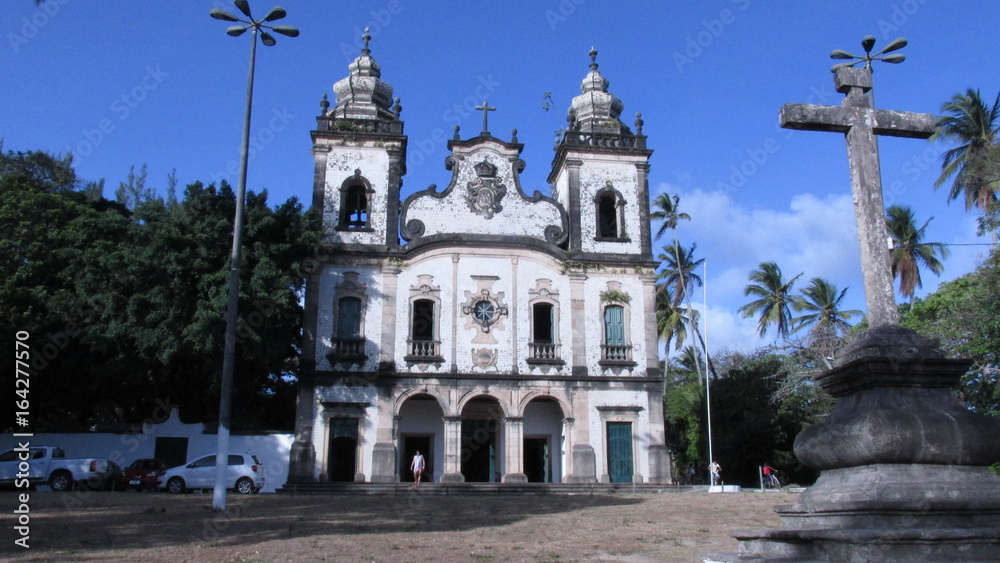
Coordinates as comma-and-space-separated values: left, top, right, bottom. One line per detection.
652, 183, 864, 353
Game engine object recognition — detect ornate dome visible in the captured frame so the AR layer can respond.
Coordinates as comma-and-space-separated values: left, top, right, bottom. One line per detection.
331, 29, 395, 121
567, 48, 628, 135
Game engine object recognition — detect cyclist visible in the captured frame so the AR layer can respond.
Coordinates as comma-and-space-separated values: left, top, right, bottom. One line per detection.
762, 463, 780, 488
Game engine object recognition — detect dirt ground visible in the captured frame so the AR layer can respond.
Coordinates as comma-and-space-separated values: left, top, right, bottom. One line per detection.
1, 488, 799, 562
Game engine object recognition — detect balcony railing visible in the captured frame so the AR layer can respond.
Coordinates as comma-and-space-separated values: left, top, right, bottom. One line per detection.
327, 338, 367, 364
560, 131, 646, 150
405, 339, 443, 363
600, 344, 635, 366
315, 116, 403, 136
527, 342, 563, 365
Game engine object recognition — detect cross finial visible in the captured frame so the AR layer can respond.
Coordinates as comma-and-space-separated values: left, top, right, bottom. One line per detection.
361, 27, 371, 55
475, 101, 496, 135
589, 46, 598, 70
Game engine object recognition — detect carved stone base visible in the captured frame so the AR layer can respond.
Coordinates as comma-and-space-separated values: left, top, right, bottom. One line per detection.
734, 465, 1000, 560
567, 444, 597, 483
369, 442, 397, 483
501, 472, 528, 483
731, 325, 1000, 561
286, 439, 316, 483
440, 472, 465, 483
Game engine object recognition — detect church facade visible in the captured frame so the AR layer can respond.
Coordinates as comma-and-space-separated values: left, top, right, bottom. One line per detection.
287, 38, 670, 485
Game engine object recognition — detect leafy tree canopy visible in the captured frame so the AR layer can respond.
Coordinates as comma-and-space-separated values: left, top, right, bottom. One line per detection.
2, 149, 322, 432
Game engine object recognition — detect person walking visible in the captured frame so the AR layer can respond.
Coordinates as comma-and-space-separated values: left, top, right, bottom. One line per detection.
410, 450, 425, 486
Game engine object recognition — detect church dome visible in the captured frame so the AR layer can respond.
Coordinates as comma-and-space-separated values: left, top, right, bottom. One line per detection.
331, 29, 395, 121
568, 48, 628, 135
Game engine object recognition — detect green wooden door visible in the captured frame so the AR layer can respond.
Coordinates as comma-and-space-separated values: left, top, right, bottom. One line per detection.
607, 422, 633, 483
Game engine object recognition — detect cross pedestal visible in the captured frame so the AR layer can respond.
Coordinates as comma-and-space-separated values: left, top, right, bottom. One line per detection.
728, 67, 1000, 562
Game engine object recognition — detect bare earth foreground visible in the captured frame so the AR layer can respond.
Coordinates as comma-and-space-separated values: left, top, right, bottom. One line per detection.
1, 489, 798, 562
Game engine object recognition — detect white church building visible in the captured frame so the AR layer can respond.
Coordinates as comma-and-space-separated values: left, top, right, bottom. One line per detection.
287, 37, 670, 485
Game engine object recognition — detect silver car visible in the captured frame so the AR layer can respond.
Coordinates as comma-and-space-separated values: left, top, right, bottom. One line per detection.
158, 453, 264, 494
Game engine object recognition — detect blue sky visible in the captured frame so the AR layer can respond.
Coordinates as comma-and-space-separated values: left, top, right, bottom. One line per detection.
2, 0, 997, 355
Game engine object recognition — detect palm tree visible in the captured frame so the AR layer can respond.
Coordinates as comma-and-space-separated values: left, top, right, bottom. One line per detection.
793, 278, 862, 335
650, 192, 691, 241
885, 205, 950, 300
932, 89, 1000, 212
738, 261, 803, 339
657, 241, 704, 308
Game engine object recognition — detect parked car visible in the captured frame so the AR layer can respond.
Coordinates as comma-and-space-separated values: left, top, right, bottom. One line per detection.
158, 453, 264, 494
118, 458, 168, 492
0, 445, 120, 491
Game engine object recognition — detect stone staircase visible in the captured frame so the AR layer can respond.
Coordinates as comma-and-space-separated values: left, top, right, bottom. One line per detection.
276, 482, 694, 496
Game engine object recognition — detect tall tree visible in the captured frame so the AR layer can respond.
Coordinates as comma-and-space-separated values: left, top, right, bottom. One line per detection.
793, 278, 863, 335
650, 192, 691, 241
932, 89, 1000, 212
885, 204, 950, 301
657, 241, 704, 308
738, 261, 803, 340
1, 149, 321, 431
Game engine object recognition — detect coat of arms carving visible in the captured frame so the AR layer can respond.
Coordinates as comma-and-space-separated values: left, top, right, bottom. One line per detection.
466, 160, 506, 219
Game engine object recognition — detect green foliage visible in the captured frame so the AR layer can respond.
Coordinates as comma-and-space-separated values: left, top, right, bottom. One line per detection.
738, 261, 803, 339
1, 149, 322, 431
663, 347, 830, 487
900, 249, 1000, 415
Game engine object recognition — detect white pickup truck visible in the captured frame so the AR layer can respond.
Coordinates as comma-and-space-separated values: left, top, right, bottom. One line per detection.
0, 445, 120, 491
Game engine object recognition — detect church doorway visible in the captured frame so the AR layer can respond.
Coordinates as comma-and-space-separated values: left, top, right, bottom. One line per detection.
461, 397, 503, 482
401, 435, 432, 483
397, 393, 444, 482
606, 421, 634, 483
524, 437, 550, 482
523, 396, 564, 482
327, 418, 359, 482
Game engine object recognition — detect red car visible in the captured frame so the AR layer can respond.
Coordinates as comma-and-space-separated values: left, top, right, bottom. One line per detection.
118, 458, 168, 491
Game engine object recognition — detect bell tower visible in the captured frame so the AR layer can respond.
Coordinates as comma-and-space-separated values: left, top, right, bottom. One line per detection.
310, 29, 407, 249
547, 48, 653, 260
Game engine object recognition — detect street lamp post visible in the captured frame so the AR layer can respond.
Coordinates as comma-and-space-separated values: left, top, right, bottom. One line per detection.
209, 0, 298, 511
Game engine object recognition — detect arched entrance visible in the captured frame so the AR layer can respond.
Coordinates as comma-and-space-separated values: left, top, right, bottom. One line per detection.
397, 393, 445, 483
523, 397, 565, 483
461, 396, 504, 482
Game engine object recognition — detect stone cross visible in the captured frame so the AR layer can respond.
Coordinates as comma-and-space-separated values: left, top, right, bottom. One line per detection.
780, 67, 935, 328
475, 101, 496, 134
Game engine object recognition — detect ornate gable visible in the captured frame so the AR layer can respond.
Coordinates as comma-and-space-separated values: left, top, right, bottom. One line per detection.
400, 133, 567, 246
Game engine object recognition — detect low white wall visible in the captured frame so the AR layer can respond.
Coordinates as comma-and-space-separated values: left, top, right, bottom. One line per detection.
0, 410, 292, 493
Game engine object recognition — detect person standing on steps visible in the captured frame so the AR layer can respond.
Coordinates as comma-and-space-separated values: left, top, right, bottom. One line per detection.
411, 450, 425, 486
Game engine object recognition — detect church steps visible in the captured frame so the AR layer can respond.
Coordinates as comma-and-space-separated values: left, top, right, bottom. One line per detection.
276, 482, 693, 496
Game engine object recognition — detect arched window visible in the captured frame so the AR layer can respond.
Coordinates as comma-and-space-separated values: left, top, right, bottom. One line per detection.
343, 186, 368, 229
406, 298, 443, 362
337, 170, 374, 231
337, 297, 362, 339
595, 182, 627, 241
528, 301, 562, 364
601, 304, 634, 365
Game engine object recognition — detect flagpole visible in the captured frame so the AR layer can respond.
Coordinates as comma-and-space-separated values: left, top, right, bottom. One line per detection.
704, 260, 715, 483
